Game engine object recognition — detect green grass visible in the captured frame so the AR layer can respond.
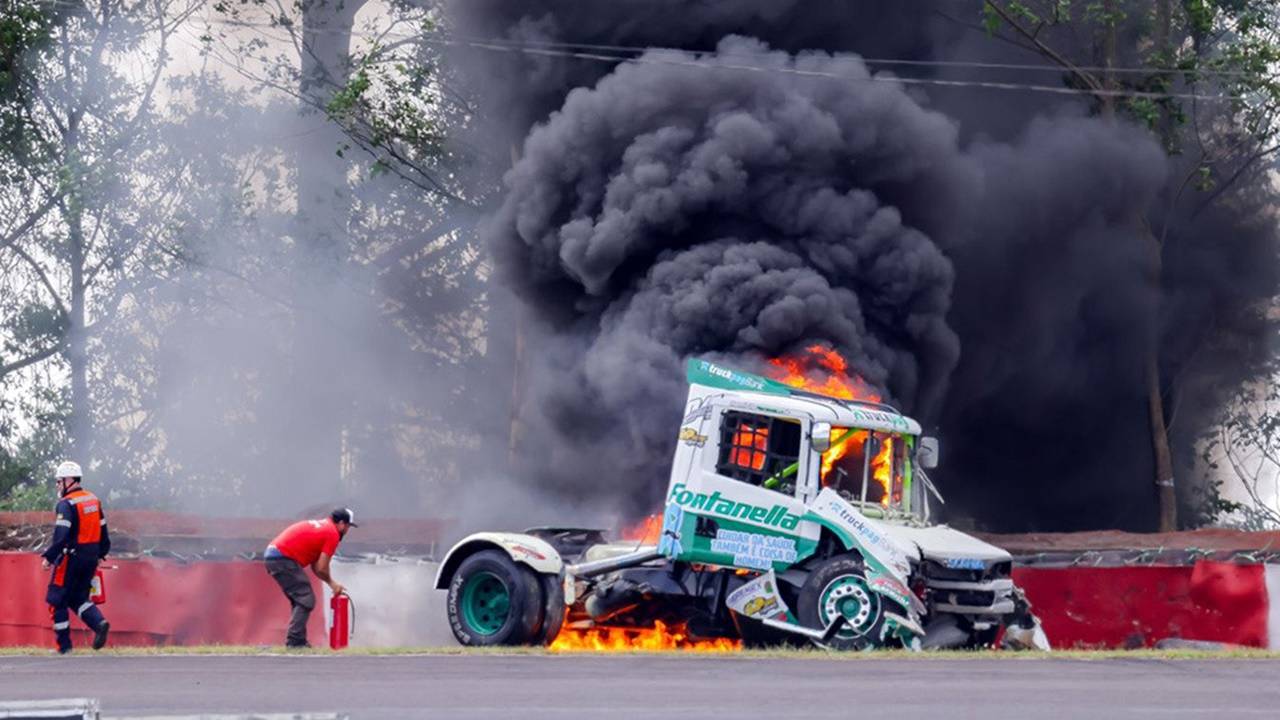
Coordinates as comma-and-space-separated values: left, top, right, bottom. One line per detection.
1, 645, 1278, 660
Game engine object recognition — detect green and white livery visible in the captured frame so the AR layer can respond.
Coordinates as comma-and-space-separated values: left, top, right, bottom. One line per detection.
435, 359, 1049, 651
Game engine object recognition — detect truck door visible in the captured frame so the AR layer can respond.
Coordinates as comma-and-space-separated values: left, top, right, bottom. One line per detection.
660, 403, 821, 570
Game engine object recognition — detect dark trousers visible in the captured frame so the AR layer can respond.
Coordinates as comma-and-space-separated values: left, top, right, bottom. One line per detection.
265, 557, 315, 647
46, 552, 106, 652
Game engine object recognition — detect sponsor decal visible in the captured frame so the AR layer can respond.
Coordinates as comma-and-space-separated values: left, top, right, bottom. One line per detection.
678, 427, 708, 447
710, 529, 798, 570
699, 360, 767, 391
810, 489, 913, 581
658, 503, 685, 558
508, 543, 547, 561
868, 574, 914, 610
844, 407, 910, 431
667, 483, 803, 531
726, 570, 791, 621
682, 397, 711, 424
943, 557, 987, 571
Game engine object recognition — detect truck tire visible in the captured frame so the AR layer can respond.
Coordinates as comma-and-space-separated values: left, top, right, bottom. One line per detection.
447, 550, 544, 646
528, 572, 565, 646
797, 555, 898, 650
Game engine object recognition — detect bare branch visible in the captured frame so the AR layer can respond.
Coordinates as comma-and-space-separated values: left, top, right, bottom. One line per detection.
981, 1, 1105, 95
8, 242, 69, 319
0, 341, 64, 378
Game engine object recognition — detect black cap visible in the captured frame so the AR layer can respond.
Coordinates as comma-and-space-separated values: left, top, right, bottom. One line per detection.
331, 508, 358, 527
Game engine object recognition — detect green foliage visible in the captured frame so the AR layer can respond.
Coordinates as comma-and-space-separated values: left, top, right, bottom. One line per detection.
0, 478, 53, 511
1082, 1, 1125, 27
0, 395, 64, 511
981, 0, 1280, 153
0, 0, 57, 165
982, 4, 1003, 34
1008, 1, 1042, 24
1185, 473, 1243, 527
0, 1, 55, 98
325, 41, 446, 181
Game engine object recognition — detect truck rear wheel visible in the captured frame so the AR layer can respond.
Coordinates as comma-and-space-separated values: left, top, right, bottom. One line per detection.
528, 572, 565, 646
447, 550, 544, 646
797, 556, 897, 650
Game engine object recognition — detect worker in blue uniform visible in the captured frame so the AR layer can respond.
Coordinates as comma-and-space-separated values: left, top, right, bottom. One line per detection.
41, 461, 111, 654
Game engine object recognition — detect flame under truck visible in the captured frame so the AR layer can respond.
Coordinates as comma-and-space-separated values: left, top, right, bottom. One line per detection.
435, 359, 1049, 651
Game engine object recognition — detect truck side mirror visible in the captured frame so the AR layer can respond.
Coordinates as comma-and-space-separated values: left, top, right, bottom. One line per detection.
917, 436, 940, 469
811, 422, 832, 454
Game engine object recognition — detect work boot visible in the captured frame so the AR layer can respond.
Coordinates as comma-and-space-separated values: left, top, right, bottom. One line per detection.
93, 621, 110, 650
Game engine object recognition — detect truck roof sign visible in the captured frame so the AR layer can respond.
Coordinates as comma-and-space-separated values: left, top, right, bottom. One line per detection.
686, 358, 920, 435
686, 359, 798, 396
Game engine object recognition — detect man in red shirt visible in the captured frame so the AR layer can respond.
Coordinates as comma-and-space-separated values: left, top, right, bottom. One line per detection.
264, 508, 357, 648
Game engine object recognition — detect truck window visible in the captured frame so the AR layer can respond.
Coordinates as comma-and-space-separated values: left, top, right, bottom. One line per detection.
715, 410, 801, 490
825, 431, 904, 510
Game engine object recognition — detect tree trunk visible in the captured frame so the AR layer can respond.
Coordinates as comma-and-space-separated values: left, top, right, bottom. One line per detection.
1148, 345, 1177, 531
1144, 223, 1176, 531
1098, 0, 1118, 119
296, 0, 362, 264
67, 198, 89, 461
1150, 0, 1177, 531
276, 0, 365, 508
63, 27, 90, 462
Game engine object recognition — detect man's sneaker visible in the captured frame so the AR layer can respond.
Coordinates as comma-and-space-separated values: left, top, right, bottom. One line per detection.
92, 621, 110, 650
57, 645, 72, 655
285, 641, 311, 650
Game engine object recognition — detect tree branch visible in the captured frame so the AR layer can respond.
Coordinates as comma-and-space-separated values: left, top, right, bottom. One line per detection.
0, 341, 64, 378
982, 1, 1106, 95
8, 241, 69, 319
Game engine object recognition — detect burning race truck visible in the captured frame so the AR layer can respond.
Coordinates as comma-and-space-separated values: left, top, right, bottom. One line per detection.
435, 359, 1050, 651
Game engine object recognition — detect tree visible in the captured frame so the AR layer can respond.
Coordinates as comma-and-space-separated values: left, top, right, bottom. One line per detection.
979, 0, 1280, 530
0, 0, 202, 468
176, 0, 502, 508
1203, 375, 1280, 530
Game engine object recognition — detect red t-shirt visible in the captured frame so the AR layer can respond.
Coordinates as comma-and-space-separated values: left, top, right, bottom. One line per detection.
270, 518, 341, 566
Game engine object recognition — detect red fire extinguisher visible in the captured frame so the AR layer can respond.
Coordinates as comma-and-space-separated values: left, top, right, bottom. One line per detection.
89, 570, 107, 604
329, 592, 354, 650
90, 565, 115, 604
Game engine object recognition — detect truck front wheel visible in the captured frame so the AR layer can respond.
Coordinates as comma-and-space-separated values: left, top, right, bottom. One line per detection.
447, 550, 544, 646
797, 556, 899, 650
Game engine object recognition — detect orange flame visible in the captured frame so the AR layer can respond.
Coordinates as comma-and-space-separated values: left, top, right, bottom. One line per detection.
766, 344, 894, 505
730, 423, 769, 470
549, 621, 741, 652
620, 514, 663, 544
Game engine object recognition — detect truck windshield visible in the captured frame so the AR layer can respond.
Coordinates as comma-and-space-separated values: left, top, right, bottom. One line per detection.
822, 430, 907, 513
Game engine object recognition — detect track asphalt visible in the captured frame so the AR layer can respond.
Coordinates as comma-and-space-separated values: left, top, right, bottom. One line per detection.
1, 654, 1277, 719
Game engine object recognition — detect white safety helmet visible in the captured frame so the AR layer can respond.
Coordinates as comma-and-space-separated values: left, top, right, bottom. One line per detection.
55, 460, 83, 479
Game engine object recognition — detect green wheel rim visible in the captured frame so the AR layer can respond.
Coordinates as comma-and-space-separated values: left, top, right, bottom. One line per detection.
819, 575, 880, 639
460, 570, 511, 636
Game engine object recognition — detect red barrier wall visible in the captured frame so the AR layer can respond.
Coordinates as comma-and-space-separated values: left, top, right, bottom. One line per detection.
1013, 561, 1269, 648
0, 554, 323, 648
1, 552, 1271, 649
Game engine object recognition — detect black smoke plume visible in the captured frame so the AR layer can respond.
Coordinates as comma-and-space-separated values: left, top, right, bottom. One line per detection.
458, 1, 1277, 530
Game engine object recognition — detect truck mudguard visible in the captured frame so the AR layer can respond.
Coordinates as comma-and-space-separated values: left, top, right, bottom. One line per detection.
434, 532, 564, 589
802, 488, 925, 615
